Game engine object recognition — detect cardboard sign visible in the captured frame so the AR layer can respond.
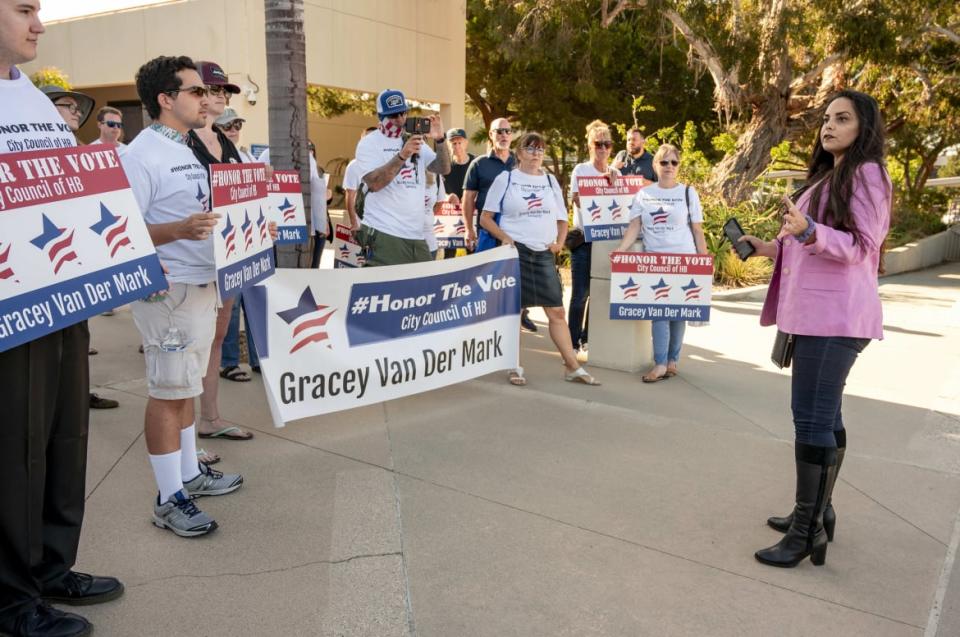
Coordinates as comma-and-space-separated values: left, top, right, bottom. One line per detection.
433, 201, 467, 249
332, 223, 363, 268
578, 175, 651, 241
609, 251, 713, 321
266, 170, 308, 244
0, 146, 166, 352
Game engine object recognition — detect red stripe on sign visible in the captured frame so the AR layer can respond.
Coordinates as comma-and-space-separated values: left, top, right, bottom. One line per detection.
268, 170, 303, 193
53, 250, 78, 274
105, 217, 129, 245
210, 164, 268, 206
109, 237, 131, 257
292, 310, 334, 338
610, 252, 714, 275
290, 331, 329, 353
0, 147, 129, 211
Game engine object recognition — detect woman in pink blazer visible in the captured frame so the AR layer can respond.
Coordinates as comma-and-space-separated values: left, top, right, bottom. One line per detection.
741, 90, 892, 568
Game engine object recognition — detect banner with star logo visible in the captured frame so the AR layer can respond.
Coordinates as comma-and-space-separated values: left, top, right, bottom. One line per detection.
433, 201, 467, 250
577, 175, 651, 242
609, 251, 713, 321
0, 146, 166, 352
243, 246, 521, 426
210, 163, 275, 303
265, 170, 308, 244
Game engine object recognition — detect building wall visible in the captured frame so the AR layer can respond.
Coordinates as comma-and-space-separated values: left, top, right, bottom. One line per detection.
22, 0, 466, 175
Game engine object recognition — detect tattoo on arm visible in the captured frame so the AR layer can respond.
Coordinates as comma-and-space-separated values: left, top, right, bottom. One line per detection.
427, 141, 452, 175
363, 154, 405, 192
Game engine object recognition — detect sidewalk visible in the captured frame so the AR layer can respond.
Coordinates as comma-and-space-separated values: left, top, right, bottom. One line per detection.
77, 262, 960, 636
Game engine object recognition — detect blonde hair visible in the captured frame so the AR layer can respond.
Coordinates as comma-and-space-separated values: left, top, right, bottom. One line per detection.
585, 119, 611, 143
653, 143, 680, 164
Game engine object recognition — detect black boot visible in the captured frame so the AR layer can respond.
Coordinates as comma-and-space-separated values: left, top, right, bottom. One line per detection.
767, 430, 845, 541
755, 443, 838, 568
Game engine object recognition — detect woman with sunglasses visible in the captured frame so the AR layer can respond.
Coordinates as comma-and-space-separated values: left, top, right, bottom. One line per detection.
741, 90, 891, 568
568, 120, 620, 358
481, 132, 600, 387
616, 143, 707, 383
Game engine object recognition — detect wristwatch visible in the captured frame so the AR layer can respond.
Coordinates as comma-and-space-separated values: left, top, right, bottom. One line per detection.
795, 214, 816, 243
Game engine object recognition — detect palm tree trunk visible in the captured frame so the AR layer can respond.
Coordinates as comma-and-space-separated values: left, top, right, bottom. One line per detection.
265, 0, 310, 267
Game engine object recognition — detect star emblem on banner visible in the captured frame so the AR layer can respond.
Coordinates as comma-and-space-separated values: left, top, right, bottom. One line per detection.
277, 287, 337, 354
221, 214, 237, 259
89, 202, 133, 258
650, 277, 672, 300
30, 214, 79, 274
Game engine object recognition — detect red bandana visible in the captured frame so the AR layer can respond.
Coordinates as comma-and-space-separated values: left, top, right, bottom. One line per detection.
379, 119, 403, 139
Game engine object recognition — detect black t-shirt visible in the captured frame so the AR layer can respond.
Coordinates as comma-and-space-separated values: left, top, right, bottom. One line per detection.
187, 126, 242, 171
616, 150, 657, 182
443, 153, 475, 199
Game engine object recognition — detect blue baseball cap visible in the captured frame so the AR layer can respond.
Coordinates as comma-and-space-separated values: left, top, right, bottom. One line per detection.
377, 89, 407, 117
446, 128, 467, 140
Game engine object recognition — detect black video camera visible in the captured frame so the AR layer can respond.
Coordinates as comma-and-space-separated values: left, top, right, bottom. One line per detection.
404, 117, 431, 136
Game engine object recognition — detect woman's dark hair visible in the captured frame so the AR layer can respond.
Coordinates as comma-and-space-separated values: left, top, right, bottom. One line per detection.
517, 131, 546, 151
135, 56, 197, 120
804, 90, 889, 245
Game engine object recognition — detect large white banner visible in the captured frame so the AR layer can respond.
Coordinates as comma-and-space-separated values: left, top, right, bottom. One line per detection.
245, 246, 521, 426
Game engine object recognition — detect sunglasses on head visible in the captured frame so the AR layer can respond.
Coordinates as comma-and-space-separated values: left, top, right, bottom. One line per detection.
165, 85, 208, 98
493, 127, 512, 135
593, 141, 613, 149
102, 121, 123, 129
54, 102, 81, 115
221, 120, 243, 131
659, 159, 679, 166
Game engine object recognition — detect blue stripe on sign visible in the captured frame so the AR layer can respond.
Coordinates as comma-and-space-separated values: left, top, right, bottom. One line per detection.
346, 257, 520, 346
436, 238, 466, 249
243, 284, 270, 360
585, 224, 628, 242
217, 248, 276, 301
275, 226, 307, 244
0, 254, 167, 353
610, 303, 710, 321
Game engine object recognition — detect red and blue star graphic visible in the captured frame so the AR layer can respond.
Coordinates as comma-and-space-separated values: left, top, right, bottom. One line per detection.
30, 214, 79, 274
256, 208, 269, 245
522, 193, 543, 210
607, 200, 623, 220
89, 202, 132, 258
277, 197, 297, 223
650, 207, 670, 225
277, 287, 337, 354
221, 214, 237, 259
651, 278, 672, 300
0, 243, 17, 281
681, 279, 702, 301
586, 200, 602, 222
619, 277, 640, 300
241, 210, 253, 251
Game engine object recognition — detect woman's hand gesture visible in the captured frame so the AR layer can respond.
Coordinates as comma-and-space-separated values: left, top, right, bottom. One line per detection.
777, 195, 809, 240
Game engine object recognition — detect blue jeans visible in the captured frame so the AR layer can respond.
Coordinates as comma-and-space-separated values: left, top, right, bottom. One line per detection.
310, 232, 327, 269
791, 335, 869, 447
221, 295, 260, 368
652, 319, 686, 366
567, 241, 591, 349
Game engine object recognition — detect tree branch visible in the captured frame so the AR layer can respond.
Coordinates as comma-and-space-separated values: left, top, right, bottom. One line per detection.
789, 54, 844, 93
600, 0, 647, 28
928, 24, 960, 45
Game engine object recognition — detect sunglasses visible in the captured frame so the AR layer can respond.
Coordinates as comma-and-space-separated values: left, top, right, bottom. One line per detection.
522, 146, 545, 155
659, 160, 680, 166
220, 120, 243, 131
54, 102, 81, 115
165, 85, 208, 98
593, 141, 613, 149
205, 85, 229, 96
102, 121, 123, 129
493, 128, 512, 135
387, 112, 407, 119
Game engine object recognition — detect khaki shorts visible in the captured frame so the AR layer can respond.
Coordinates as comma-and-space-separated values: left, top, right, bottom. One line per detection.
131, 282, 217, 400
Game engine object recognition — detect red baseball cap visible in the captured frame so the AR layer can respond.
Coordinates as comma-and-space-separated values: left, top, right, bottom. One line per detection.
196, 61, 240, 94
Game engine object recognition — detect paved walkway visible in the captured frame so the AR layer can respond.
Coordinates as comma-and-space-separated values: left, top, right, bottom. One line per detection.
75, 262, 960, 636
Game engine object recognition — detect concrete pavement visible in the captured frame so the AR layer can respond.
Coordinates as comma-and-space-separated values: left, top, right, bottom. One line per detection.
75, 261, 960, 636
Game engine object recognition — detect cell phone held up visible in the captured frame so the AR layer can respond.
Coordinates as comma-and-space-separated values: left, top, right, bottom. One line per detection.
723, 217, 756, 261
403, 117, 431, 136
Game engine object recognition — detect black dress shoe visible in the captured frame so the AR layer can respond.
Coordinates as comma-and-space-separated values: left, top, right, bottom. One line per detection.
0, 601, 91, 637
89, 394, 119, 410
42, 572, 124, 606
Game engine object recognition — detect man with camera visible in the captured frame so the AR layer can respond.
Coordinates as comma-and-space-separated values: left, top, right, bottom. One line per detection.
354, 89, 451, 266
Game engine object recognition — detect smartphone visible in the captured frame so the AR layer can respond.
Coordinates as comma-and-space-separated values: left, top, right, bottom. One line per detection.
723, 217, 756, 261
404, 117, 431, 135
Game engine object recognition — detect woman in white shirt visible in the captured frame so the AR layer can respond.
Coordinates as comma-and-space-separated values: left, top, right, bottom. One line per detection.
617, 144, 707, 383
481, 132, 600, 387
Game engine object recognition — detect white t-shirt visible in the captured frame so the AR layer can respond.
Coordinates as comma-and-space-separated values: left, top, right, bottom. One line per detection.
0, 69, 75, 152
483, 169, 567, 251
422, 177, 446, 252
257, 148, 328, 235
121, 127, 214, 284
629, 183, 703, 254
354, 130, 437, 240
569, 161, 620, 231
89, 139, 127, 156
343, 158, 362, 191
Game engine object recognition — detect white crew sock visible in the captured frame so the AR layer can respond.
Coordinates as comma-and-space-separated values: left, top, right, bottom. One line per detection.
149, 451, 183, 502
179, 423, 202, 482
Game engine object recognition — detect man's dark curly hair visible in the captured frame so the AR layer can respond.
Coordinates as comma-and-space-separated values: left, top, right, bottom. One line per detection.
135, 56, 197, 120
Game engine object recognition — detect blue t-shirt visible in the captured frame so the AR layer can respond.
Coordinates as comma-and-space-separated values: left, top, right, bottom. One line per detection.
464, 151, 516, 217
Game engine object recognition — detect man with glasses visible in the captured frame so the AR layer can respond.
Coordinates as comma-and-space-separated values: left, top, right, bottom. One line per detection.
353, 88, 451, 266
90, 106, 125, 152
613, 127, 657, 182
121, 55, 243, 539
40, 85, 94, 137
1, 2, 123, 635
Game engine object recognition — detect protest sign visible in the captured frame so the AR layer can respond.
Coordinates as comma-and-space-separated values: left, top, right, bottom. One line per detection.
578, 175, 651, 242
332, 223, 363, 268
0, 146, 166, 352
211, 163, 275, 302
433, 201, 467, 250
609, 251, 713, 321
245, 246, 521, 425
266, 170, 307, 244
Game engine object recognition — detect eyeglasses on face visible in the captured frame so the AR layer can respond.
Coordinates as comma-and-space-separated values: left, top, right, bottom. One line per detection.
522, 146, 545, 155
164, 85, 209, 98
658, 159, 679, 167
54, 102, 81, 115
593, 141, 613, 149
221, 121, 243, 132
102, 121, 123, 129
493, 128, 512, 135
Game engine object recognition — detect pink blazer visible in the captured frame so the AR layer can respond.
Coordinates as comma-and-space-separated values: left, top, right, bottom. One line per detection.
760, 162, 891, 339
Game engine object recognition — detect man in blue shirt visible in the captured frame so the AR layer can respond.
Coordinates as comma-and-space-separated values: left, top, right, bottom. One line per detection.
613, 127, 657, 182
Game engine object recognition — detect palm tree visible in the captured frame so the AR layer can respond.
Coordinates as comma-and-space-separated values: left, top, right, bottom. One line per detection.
265, 0, 311, 267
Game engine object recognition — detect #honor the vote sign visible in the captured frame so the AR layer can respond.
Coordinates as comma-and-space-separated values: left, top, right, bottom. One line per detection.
266, 169, 307, 244
211, 163, 276, 302
578, 175, 651, 241
0, 146, 166, 353
609, 251, 713, 322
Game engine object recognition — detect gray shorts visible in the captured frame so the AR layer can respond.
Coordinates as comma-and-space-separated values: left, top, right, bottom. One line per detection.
131, 282, 217, 400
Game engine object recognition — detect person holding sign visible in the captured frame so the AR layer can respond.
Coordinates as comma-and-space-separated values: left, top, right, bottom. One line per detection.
0, 4, 123, 636
740, 91, 891, 568
481, 132, 600, 387
568, 120, 620, 357
616, 144, 707, 383
122, 56, 245, 539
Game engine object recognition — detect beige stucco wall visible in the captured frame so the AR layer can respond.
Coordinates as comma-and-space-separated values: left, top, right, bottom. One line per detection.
22, 0, 466, 175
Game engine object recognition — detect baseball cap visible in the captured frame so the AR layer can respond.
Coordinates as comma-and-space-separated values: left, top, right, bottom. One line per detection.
40, 86, 95, 128
377, 89, 407, 116
215, 108, 245, 127
196, 61, 241, 94
446, 128, 467, 140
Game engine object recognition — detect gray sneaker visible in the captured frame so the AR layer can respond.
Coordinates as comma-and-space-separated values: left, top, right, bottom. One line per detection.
183, 462, 243, 498
153, 490, 217, 537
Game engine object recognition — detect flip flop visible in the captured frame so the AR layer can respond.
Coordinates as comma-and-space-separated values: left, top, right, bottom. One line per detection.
508, 368, 526, 386
642, 372, 669, 383
197, 448, 221, 466
565, 367, 601, 385
198, 426, 254, 441
219, 365, 251, 382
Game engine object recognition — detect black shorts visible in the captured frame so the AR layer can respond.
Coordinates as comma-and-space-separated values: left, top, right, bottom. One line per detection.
516, 242, 563, 308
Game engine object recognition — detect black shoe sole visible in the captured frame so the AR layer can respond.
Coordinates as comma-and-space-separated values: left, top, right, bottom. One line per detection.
43, 582, 125, 606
